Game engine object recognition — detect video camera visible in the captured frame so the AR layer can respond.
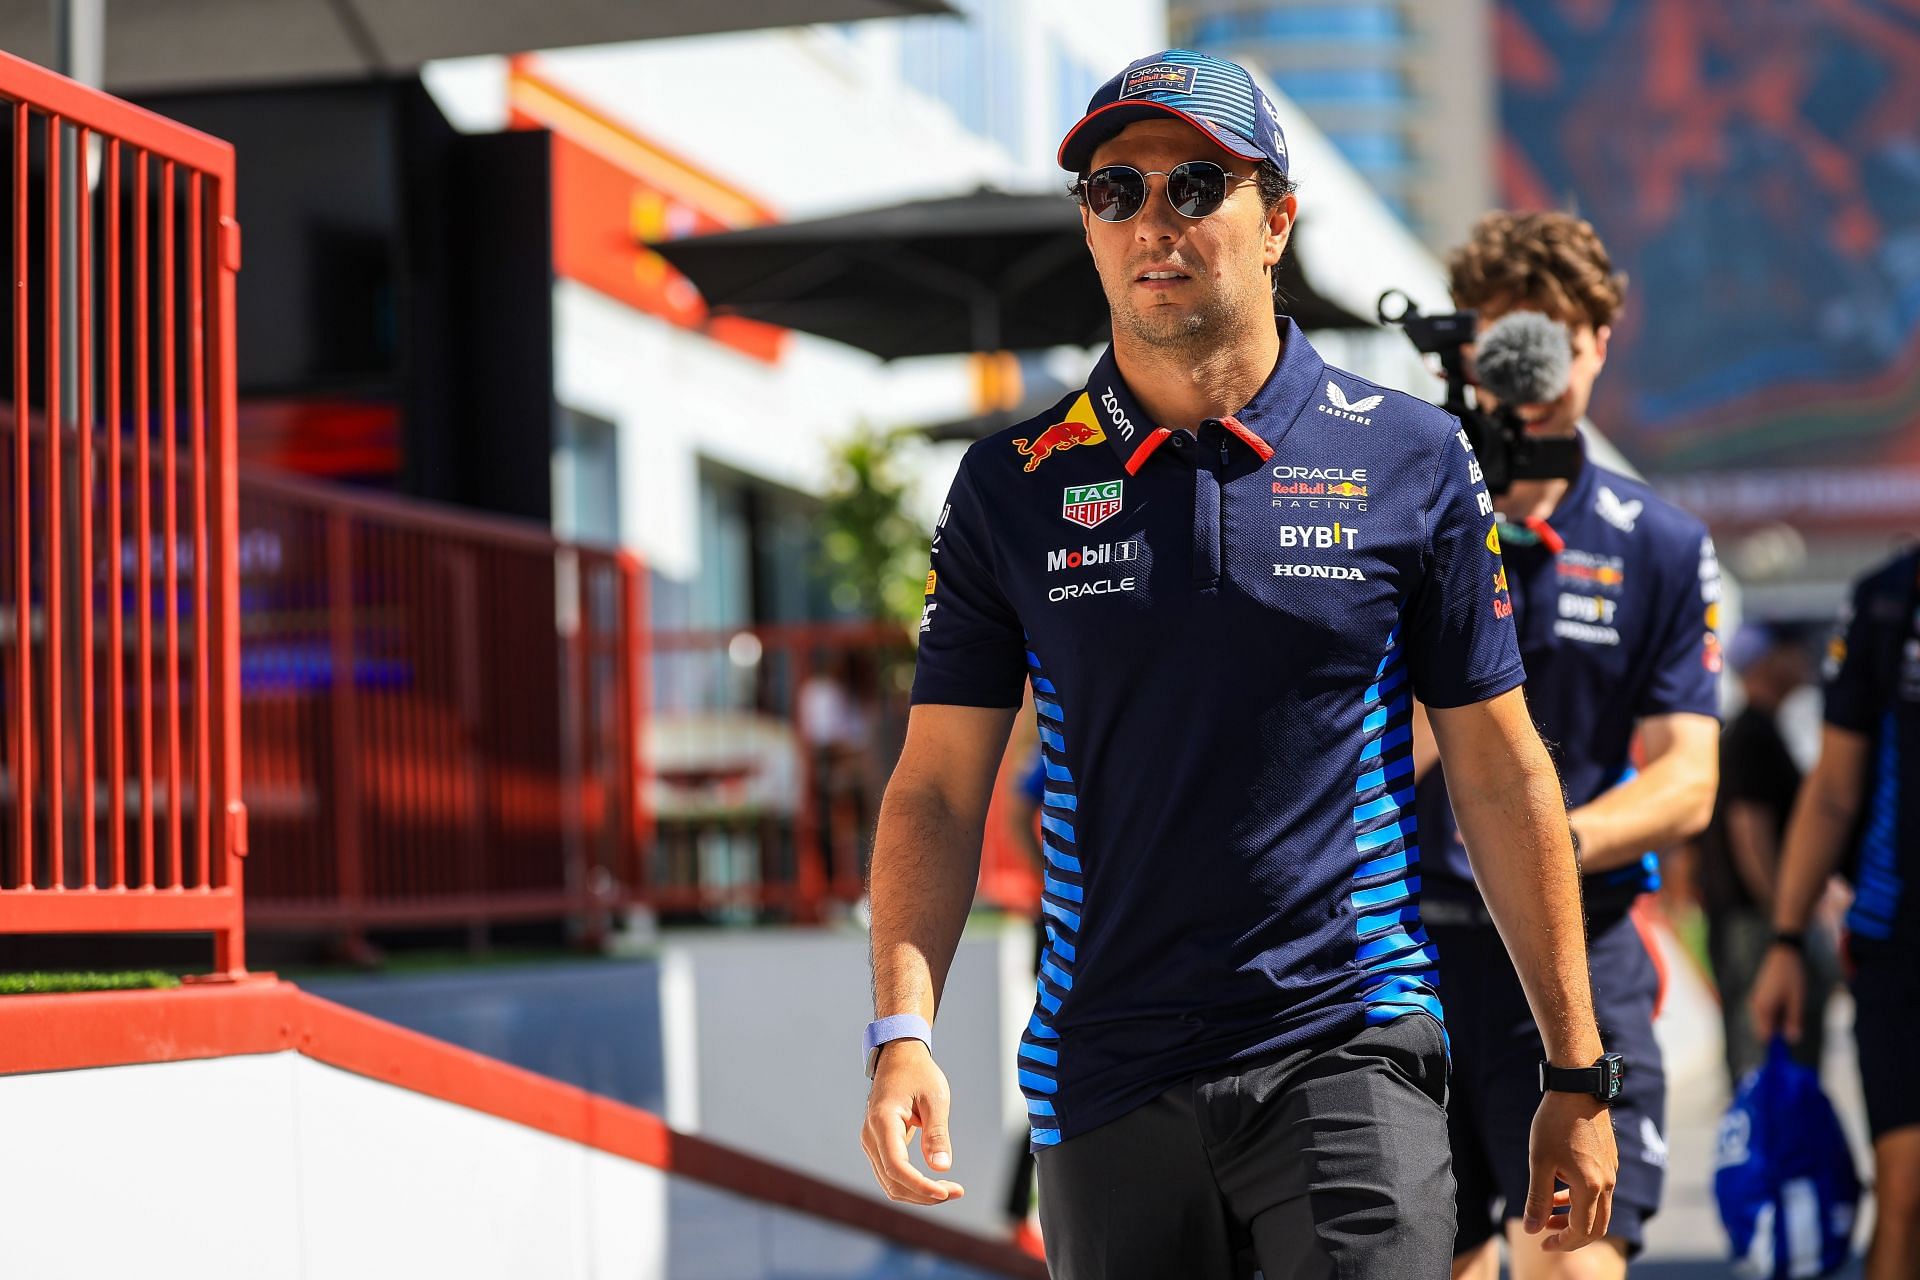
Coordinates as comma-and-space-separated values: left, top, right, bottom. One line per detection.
1377, 291, 1583, 495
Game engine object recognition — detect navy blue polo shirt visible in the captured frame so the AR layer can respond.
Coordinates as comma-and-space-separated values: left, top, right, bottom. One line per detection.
1416, 436, 1723, 923
1824, 548, 1920, 945
912, 319, 1523, 1148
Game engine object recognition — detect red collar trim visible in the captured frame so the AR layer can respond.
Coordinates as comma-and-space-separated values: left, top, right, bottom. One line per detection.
1123, 427, 1173, 475
1121, 417, 1274, 475
1218, 415, 1274, 461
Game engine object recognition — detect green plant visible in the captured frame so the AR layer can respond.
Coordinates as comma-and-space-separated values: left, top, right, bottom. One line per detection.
0, 971, 182, 995
819, 426, 930, 629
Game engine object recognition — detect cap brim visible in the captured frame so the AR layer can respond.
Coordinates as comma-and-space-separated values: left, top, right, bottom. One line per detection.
1057, 100, 1265, 173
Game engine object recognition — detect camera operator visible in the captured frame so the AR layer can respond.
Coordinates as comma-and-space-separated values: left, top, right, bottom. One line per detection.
1405, 211, 1723, 1280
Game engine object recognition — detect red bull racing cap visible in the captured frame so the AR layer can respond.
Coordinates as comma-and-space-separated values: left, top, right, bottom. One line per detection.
1058, 49, 1289, 176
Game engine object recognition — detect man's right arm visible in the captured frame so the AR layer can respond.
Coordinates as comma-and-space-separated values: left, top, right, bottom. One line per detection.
1749, 725, 1869, 1042
860, 702, 1017, 1205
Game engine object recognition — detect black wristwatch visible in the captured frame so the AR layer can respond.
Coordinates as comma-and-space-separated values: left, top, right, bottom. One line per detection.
1538, 1053, 1626, 1104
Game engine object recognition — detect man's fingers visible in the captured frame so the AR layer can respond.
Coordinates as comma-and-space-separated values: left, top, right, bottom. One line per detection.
921, 1090, 955, 1174
1559, 1175, 1602, 1251
865, 1106, 963, 1205
1544, 1167, 1610, 1252
1520, 1159, 1558, 1233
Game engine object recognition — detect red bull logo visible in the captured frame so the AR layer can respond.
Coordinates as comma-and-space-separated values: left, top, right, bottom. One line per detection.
1013, 393, 1105, 472
1327, 481, 1368, 498
1121, 63, 1197, 98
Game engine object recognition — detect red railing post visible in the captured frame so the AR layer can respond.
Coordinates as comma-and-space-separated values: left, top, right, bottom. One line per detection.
0, 48, 245, 965
211, 154, 245, 974
326, 511, 364, 957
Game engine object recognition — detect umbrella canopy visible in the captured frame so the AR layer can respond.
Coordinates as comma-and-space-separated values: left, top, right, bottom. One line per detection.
6, 0, 956, 94
650, 187, 1373, 361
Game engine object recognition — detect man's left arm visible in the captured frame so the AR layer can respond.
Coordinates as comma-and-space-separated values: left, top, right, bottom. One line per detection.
1566, 712, 1718, 871
1573, 526, 1723, 870
1430, 691, 1617, 1252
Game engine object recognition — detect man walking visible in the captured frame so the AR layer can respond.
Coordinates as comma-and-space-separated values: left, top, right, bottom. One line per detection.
1414, 211, 1722, 1280
1753, 545, 1920, 1279
859, 51, 1617, 1278
1700, 624, 1827, 1087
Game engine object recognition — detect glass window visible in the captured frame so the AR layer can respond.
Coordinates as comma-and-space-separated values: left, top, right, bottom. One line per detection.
1185, 5, 1404, 45
1326, 130, 1412, 171
1272, 66, 1410, 106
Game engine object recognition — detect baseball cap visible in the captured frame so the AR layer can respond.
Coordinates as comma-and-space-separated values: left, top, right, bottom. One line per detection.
1058, 49, 1289, 176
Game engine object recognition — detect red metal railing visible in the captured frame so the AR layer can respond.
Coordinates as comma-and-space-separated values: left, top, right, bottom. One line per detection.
643, 621, 913, 920
0, 50, 246, 971
237, 469, 646, 947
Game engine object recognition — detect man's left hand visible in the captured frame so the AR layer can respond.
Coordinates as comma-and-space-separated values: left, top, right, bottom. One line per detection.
1522, 1090, 1618, 1251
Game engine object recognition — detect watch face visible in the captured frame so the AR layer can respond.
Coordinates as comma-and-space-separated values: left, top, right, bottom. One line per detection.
1602, 1054, 1626, 1101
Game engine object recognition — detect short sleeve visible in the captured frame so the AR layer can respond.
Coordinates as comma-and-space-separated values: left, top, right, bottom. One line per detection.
909, 452, 1028, 709
1634, 530, 1723, 720
1405, 422, 1525, 708
1822, 576, 1883, 734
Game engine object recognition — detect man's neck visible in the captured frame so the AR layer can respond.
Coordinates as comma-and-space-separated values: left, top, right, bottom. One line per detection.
1109, 319, 1281, 431
1495, 476, 1571, 525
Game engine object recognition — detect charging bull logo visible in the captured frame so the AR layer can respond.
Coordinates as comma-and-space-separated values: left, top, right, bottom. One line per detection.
1013, 393, 1106, 472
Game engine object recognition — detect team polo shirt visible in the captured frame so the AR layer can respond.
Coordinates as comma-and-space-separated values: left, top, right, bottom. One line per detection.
912, 318, 1523, 1147
1415, 436, 1723, 923
1824, 548, 1920, 945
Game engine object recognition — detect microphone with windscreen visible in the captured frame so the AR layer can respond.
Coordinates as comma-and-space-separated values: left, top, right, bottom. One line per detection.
1474, 311, 1571, 409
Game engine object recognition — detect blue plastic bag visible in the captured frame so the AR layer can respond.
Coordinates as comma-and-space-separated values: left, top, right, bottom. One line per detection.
1714, 1036, 1860, 1277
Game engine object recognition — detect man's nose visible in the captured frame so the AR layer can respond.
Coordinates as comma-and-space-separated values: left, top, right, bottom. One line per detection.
1133, 173, 1182, 241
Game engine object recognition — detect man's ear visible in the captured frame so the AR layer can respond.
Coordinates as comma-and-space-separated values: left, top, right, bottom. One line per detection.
1264, 193, 1297, 269
1593, 323, 1611, 363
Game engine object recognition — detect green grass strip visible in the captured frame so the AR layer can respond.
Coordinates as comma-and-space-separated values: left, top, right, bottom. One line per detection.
0, 971, 183, 995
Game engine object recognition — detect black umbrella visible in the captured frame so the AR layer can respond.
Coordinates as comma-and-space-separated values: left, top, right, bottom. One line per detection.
649, 187, 1370, 360
12, 0, 957, 94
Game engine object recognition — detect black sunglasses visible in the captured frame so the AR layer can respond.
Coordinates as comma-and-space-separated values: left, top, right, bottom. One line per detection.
1080, 161, 1259, 223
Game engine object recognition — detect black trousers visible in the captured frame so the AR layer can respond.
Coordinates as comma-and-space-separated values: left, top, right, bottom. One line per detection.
1035, 1015, 1455, 1280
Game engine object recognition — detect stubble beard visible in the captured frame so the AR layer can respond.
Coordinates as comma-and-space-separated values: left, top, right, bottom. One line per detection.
1110, 270, 1263, 356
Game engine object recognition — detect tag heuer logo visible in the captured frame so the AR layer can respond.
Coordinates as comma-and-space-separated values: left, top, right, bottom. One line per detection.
1062, 480, 1123, 530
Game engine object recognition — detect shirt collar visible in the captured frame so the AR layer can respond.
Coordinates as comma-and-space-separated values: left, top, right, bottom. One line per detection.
1092, 316, 1328, 476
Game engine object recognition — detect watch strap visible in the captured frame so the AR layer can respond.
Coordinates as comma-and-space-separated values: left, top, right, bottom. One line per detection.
864, 1013, 932, 1079
1538, 1053, 1625, 1102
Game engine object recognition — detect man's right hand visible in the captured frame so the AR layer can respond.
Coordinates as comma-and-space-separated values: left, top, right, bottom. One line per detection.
860, 1039, 967, 1205
1749, 944, 1807, 1043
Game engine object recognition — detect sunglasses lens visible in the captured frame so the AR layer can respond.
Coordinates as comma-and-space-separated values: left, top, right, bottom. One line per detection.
1085, 168, 1145, 222
1167, 162, 1229, 218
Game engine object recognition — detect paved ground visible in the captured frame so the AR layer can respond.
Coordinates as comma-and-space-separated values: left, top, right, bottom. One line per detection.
1613, 922, 1870, 1277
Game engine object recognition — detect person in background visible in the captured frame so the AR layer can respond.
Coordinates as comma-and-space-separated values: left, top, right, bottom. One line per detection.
1697, 624, 1830, 1086
1413, 211, 1723, 1280
1752, 544, 1920, 1280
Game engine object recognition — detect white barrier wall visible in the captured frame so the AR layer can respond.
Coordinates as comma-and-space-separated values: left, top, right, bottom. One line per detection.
0, 1054, 669, 1280
660, 919, 1034, 1237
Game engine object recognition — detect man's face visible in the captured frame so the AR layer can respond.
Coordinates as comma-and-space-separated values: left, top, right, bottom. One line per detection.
1471, 296, 1609, 439
1079, 118, 1294, 351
